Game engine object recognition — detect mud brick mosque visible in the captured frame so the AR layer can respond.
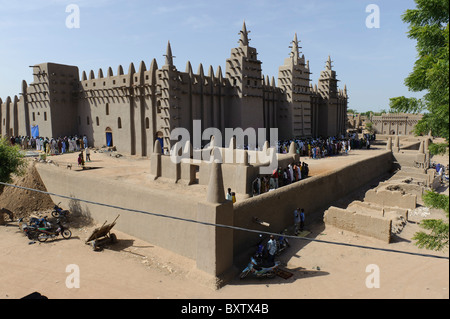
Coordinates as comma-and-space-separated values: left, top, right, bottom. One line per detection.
3, 23, 441, 290
1, 22, 348, 155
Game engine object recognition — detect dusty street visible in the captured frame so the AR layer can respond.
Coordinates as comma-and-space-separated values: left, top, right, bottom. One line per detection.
0, 147, 448, 300
1, 211, 448, 300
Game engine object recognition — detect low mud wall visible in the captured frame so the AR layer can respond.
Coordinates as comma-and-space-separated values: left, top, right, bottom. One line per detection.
232, 151, 394, 256
365, 188, 417, 210
323, 207, 392, 243
35, 150, 394, 282
35, 164, 199, 261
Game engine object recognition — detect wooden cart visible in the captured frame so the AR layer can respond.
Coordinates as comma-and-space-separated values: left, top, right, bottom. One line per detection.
85, 215, 120, 251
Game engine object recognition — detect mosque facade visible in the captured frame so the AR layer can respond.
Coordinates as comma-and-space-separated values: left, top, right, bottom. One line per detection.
1, 22, 348, 156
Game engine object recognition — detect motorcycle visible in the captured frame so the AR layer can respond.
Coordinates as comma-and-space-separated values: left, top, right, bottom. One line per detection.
18, 218, 39, 240
240, 256, 280, 279
30, 216, 52, 229
51, 203, 70, 220
36, 220, 72, 242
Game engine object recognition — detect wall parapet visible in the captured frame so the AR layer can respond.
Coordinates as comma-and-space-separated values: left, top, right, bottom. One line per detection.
232, 150, 394, 256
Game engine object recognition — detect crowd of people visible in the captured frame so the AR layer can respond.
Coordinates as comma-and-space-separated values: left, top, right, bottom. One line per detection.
8, 134, 92, 169
8, 135, 89, 156
249, 134, 376, 196
252, 161, 310, 196
277, 133, 376, 159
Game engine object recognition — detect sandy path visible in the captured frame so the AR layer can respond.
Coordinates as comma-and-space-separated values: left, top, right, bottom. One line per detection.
1, 205, 448, 299
0, 144, 448, 300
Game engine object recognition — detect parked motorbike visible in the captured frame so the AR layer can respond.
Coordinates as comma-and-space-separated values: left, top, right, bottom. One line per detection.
18, 218, 39, 240
240, 256, 280, 279
36, 220, 72, 242
51, 203, 70, 220
30, 216, 52, 229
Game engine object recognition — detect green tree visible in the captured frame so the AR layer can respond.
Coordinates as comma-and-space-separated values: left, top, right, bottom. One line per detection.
389, 0, 449, 141
392, 0, 450, 252
0, 137, 27, 195
428, 142, 449, 156
365, 122, 375, 134
413, 191, 449, 251
361, 111, 373, 118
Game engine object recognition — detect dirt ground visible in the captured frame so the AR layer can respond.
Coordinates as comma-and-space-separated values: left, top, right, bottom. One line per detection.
0, 145, 448, 300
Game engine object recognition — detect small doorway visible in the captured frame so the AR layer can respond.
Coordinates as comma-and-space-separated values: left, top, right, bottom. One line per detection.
105, 127, 113, 147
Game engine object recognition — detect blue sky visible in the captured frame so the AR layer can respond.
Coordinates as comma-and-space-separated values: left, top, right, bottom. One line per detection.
0, 0, 424, 113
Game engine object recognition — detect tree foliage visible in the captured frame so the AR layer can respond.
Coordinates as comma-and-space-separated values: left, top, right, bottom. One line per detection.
389, 0, 449, 141
413, 219, 449, 251
413, 191, 449, 251
394, 0, 450, 252
423, 191, 449, 214
428, 142, 449, 156
0, 137, 27, 195
365, 122, 375, 134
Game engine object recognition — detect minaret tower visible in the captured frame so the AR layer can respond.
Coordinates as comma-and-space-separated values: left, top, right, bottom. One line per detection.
316, 55, 347, 137
318, 55, 338, 100
156, 41, 180, 154
277, 33, 312, 138
225, 21, 264, 133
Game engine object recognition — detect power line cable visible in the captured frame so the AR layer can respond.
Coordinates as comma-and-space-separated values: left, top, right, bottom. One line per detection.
0, 181, 448, 260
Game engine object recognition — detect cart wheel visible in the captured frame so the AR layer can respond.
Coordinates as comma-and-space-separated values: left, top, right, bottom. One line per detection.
110, 233, 117, 244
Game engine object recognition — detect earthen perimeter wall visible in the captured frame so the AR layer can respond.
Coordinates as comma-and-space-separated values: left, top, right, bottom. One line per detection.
233, 151, 393, 256
35, 150, 393, 277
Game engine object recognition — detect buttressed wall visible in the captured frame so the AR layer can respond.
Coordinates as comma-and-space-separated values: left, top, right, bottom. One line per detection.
34, 147, 393, 288
232, 150, 393, 256
1, 22, 348, 156
35, 159, 235, 289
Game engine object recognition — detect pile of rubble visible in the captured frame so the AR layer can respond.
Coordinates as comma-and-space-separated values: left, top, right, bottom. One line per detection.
0, 160, 55, 222
324, 165, 440, 243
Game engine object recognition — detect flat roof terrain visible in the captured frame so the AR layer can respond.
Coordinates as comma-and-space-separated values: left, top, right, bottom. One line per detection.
39, 143, 391, 202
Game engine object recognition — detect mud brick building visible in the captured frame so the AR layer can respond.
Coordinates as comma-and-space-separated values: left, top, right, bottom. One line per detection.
1, 22, 348, 155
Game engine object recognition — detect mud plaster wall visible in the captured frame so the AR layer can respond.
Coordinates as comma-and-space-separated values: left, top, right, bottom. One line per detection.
35, 164, 199, 260
35, 151, 393, 275
323, 206, 392, 242
392, 151, 429, 168
399, 141, 422, 150
232, 151, 393, 256
364, 189, 417, 210
348, 201, 408, 220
